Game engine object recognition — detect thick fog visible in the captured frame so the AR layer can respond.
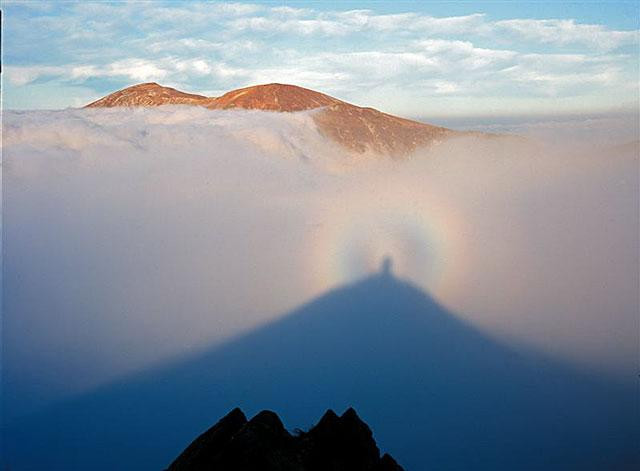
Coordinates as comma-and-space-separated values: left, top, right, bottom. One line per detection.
3, 106, 638, 419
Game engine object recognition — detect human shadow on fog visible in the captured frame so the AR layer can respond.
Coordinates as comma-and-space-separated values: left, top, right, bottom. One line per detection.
3, 260, 638, 470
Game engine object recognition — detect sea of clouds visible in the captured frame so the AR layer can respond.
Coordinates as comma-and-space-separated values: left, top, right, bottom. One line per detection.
3, 106, 638, 418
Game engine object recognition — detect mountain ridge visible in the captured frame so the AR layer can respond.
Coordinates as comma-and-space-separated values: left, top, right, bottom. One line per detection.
166, 407, 404, 471
84, 82, 457, 155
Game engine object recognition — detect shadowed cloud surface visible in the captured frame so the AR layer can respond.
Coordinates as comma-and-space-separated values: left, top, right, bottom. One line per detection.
3, 264, 637, 470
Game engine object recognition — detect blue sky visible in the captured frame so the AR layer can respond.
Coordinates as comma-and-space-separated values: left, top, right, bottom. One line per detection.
2, 1, 639, 117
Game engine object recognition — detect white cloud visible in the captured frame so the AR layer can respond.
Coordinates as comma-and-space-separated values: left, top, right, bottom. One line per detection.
228, 9, 488, 36
228, 16, 351, 36
270, 6, 314, 17
495, 18, 640, 51
2, 2, 638, 112
502, 65, 620, 94
5, 65, 65, 86
414, 39, 516, 69
4, 106, 637, 414
101, 58, 171, 82
408, 12, 488, 34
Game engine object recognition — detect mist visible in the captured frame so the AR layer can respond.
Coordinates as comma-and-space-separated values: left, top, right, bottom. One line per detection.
3, 106, 638, 423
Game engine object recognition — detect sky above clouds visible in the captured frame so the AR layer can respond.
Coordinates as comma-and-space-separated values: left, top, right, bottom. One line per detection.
2, 1, 639, 116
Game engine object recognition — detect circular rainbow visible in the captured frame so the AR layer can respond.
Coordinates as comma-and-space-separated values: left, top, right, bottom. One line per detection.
305, 181, 468, 300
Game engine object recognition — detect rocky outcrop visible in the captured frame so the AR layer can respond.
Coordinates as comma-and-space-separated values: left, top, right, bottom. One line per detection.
167, 407, 405, 471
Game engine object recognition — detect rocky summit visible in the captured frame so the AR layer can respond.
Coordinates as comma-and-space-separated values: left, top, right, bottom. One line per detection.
85, 82, 212, 107
166, 407, 404, 471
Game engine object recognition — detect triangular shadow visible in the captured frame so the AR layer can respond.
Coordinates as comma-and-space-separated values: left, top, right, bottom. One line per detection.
3, 265, 638, 470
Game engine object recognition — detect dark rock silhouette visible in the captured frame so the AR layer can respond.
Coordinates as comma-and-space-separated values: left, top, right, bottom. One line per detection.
167, 407, 248, 470
3, 266, 638, 470
167, 407, 404, 471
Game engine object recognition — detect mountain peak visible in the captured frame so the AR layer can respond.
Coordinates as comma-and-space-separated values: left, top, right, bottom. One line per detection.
207, 82, 340, 112
341, 406, 363, 421
315, 409, 340, 429
132, 82, 161, 88
84, 82, 460, 155
85, 82, 210, 108
167, 407, 404, 471
247, 410, 288, 433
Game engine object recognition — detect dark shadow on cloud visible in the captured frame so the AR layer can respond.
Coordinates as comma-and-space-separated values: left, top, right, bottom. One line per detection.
3, 261, 638, 470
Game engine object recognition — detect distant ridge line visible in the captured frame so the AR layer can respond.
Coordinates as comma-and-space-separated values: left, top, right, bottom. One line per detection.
85, 82, 466, 156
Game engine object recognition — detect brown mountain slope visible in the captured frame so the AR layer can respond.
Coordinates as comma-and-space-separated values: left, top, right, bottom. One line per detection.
85, 82, 458, 155
85, 83, 212, 108
314, 102, 452, 154
208, 83, 339, 111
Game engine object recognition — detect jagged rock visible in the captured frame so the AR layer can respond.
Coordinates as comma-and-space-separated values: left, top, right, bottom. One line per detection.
167, 407, 404, 471
167, 408, 247, 470
378, 453, 403, 471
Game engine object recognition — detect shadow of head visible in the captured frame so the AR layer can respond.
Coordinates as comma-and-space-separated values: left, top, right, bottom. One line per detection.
380, 256, 393, 277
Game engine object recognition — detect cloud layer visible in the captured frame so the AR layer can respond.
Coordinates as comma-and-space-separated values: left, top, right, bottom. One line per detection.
3, 107, 638, 419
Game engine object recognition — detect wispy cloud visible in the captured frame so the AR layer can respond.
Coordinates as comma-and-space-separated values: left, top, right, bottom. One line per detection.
2, 1, 638, 113
495, 18, 640, 51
